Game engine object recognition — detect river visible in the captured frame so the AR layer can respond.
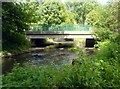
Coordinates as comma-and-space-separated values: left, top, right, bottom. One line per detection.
2, 47, 94, 74
2, 48, 79, 74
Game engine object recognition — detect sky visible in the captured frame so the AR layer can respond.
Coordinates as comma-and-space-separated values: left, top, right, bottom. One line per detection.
98, 0, 108, 4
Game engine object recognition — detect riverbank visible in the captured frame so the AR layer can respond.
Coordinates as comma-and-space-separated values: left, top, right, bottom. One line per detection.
1, 41, 76, 58
0, 48, 45, 58
1, 47, 95, 58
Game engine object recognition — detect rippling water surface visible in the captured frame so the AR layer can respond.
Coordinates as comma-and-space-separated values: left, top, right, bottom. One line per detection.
2, 48, 79, 74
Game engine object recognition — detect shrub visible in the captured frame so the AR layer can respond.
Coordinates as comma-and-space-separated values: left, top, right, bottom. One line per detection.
2, 32, 30, 53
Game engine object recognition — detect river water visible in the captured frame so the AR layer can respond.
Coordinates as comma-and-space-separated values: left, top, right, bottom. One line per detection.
2, 48, 79, 74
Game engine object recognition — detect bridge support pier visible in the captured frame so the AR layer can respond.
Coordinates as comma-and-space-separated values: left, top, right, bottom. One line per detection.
85, 38, 95, 47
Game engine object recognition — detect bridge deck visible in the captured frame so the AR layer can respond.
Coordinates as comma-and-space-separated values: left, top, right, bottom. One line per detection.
25, 31, 95, 39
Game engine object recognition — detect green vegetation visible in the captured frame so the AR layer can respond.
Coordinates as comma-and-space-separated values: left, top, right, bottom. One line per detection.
2, 0, 120, 88
65, 0, 99, 24
38, 1, 74, 25
2, 2, 32, 53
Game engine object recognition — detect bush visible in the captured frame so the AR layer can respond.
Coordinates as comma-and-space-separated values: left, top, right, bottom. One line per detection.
2, 32, 30, 53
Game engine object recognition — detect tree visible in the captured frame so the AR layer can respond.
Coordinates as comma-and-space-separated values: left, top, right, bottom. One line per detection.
2, 2, 38, 52
65, 0, 98, 25
2, 2, 39, 33
37, 1, 75, 30
86, 2, 119, 30
86, 2, 120, 60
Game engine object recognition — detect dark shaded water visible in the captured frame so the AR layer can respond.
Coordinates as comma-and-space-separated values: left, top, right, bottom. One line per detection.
2, 48, 79, 74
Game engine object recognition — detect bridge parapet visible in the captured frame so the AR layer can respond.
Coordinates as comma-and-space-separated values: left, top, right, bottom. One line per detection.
29, 24, 93, 31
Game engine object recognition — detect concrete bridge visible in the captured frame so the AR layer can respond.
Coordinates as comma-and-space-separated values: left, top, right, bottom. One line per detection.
25, 31, 95, 39
25, 30, 95, 47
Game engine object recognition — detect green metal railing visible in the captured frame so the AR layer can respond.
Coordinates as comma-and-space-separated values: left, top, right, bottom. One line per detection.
30, 24, 92, 31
